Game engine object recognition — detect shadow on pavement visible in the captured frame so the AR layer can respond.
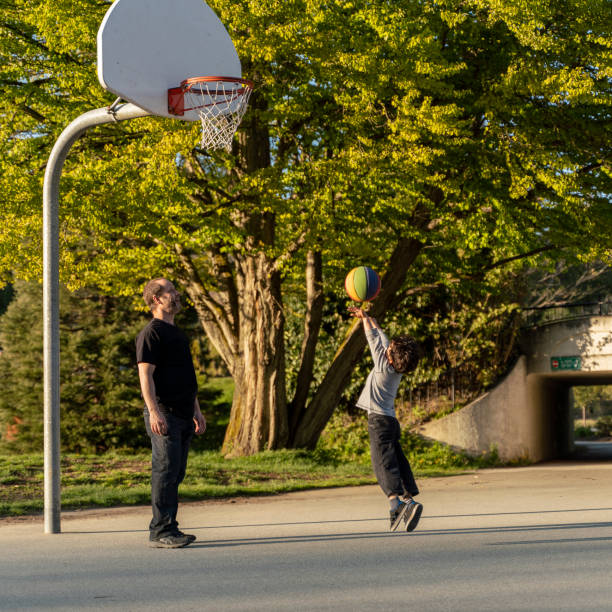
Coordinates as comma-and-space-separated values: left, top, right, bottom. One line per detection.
181, 519, 612, 548
490, 536, 612, 545
65, 507, 612, 535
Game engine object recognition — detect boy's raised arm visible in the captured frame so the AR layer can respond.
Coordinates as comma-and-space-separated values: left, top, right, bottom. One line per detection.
348, 306, 381, 332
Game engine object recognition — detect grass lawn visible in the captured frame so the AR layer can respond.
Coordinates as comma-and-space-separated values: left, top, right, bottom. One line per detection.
0, 378, 501, 518
0, 450, 380, 517
0, 447, 486, 518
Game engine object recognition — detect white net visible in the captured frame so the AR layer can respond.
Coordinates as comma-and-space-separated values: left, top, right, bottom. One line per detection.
183, 78, 253, 152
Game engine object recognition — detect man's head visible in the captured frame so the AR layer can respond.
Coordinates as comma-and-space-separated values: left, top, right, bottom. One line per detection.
143, 278, 182, 316
386, 335, 421, 374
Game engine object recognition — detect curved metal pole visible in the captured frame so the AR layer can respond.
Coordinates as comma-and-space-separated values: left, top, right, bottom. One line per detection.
42, 103, 151, 534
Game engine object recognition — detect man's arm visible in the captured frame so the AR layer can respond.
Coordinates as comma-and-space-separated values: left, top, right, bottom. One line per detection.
137, 362, 168, 435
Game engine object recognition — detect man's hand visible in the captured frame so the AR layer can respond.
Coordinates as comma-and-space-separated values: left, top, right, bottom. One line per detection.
149, 410, 168, 436
193, 399, 207, 435
194, 412, 207, 435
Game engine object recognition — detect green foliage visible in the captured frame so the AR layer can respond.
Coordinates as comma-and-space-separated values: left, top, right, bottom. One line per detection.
285, 269, 523, 416
595, 416, 612, 438
1, 0, 611, 451
0, 282, 234, 453
401, 430, 501, 471
386, 272, 524, 396
0, 282, 150, 452
2, 0, 610, 298
316, 407, 503, 470
190, 376, 233, 451
315, 409, 372, 463
574, 425, 595, 440
572, 385, 612, 421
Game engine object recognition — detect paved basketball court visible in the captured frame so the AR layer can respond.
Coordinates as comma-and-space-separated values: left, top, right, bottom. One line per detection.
2, 460, 612, 611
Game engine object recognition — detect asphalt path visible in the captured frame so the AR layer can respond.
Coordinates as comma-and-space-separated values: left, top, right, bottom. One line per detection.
2, 461, 612, 611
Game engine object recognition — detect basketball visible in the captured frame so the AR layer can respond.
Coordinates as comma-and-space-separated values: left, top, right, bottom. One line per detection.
345, 266, 381, 302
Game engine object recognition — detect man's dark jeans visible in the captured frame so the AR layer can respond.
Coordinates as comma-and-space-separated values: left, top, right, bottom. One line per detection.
368, 413, 419, 498
144, 410, 194, 539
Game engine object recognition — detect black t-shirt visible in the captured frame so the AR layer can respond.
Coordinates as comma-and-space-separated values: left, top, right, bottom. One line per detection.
136, 318, 198, 419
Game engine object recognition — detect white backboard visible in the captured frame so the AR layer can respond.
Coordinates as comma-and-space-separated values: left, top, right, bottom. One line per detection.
97, 0, 242, 121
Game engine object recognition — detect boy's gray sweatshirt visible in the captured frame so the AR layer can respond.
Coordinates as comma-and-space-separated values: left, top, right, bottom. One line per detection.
356, 327, 402, 417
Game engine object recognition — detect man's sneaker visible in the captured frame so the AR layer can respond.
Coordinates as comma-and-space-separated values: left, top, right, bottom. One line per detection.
389, 501, 411, 531
174, 530, 196, 543
148, 534, 192, 548
403, 500, 423, 532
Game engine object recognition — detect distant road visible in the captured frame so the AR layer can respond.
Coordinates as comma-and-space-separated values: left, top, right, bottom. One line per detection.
572, 440, 612, 460
2, 461, 612, 611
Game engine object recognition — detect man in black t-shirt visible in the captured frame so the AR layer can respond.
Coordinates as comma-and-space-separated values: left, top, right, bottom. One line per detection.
136, 278, 206, 548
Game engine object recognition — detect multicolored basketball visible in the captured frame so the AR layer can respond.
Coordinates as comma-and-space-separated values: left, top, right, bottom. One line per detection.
345, 266, 381, 302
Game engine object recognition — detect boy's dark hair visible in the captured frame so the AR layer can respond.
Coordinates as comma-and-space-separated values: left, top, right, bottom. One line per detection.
388, 335, 421, 374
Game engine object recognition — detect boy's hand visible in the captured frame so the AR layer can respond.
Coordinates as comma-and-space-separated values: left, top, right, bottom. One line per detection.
349, 305, 379, 332
348, 306, 367, 319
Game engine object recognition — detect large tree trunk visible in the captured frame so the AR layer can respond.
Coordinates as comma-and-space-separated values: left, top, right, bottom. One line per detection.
178, 233, 424, 454
215, 80, 292, 455
175, 81, 295, 456
221, 252, 289, 456
176, 245, 289, 456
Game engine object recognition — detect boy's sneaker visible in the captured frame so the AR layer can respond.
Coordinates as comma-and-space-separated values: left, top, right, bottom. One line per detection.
148, 534, 192, 548
174, 530, 196, 543
389, 501, 411, 531
403, 500, 423, 532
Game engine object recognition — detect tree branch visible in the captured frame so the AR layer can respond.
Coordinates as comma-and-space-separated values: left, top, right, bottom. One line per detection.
172, 244, 239, 368
273, 230, 307, 273
18, 103, 45, 123
484, 245, 557, 271
292, 236, 425, 447
289, 250, 324, 436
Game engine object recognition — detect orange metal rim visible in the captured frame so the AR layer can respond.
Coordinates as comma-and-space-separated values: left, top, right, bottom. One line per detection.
180, 76, 254, 92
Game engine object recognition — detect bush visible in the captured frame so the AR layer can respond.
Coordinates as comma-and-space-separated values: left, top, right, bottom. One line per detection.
0, 282, 234, 454
316, 407, 502, 470
595, 416, 612, 438
0, 282, 150, 453
574, 425, 595, 440
316, 410, 371, 464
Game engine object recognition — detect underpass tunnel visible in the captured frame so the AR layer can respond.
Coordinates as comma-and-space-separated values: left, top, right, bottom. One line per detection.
528, 373, 612, 461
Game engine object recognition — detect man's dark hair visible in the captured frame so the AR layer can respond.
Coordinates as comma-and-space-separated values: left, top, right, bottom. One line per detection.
388, 335, 421, 374
142, 278, 166, 310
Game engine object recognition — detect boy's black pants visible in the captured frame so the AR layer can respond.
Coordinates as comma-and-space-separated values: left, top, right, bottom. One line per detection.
368, 413, 419, 498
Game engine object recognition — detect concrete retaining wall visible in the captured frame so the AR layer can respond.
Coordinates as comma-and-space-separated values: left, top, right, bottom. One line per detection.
523, 316, 612, 374
418, 356, 532, 462
416, 317, 612, 463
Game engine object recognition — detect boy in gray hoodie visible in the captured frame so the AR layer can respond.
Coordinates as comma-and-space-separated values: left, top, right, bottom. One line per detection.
349, 306, 423, 532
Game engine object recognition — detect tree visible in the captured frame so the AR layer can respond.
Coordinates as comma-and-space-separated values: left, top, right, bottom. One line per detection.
522, 260, 612, 309
1, 0, 610, 455
0, 282, 149, 452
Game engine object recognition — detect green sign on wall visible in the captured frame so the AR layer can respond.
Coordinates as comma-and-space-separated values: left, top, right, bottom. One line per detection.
550, 356, 582, 371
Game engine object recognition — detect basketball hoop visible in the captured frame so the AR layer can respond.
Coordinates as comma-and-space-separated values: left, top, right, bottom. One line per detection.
168, 76, 254, 151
